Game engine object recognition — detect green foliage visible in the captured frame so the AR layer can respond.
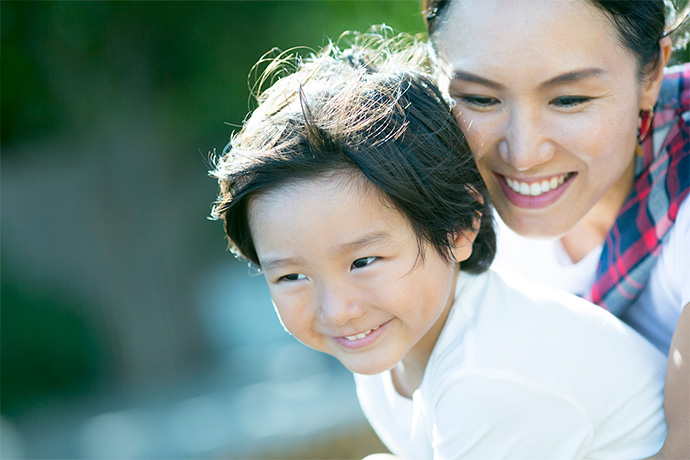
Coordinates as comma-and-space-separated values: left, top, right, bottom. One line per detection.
1, 1, 426, 150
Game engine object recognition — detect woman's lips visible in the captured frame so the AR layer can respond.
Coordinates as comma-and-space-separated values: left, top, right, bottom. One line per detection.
333, 320, 391, 350
497, 172, 576, 209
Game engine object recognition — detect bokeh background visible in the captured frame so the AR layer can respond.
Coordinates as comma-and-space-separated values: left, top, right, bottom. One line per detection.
1, 2, 426, 459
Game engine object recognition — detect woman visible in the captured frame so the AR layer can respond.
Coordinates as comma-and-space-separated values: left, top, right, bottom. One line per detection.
422, 0, 689, 457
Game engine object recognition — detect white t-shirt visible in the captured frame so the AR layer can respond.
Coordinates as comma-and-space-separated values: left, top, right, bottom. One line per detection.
355, 270, 666, 460
492, 195, 690, 354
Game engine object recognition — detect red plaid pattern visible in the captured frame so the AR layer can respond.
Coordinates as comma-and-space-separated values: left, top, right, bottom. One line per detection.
585, 64, 690, 315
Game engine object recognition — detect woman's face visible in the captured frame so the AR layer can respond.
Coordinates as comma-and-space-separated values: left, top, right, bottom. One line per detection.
434, 0, 662, 238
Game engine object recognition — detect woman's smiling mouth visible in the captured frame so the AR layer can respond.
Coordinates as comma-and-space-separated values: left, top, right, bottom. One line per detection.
505, 172, 574, 196
497, 172, 576, 209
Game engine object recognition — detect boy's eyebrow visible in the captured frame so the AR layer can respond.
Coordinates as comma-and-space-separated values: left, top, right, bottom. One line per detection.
260, 256, 305, 273
335, 231, 392, 254
261, 232, 393, 272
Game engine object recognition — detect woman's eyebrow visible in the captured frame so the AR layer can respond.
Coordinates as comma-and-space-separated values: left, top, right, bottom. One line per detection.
539, 68, 605, 88
451, 67, 606, 90
451, 70, 503, 90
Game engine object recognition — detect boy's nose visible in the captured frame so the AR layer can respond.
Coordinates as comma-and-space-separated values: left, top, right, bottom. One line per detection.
317, 284, 365, 326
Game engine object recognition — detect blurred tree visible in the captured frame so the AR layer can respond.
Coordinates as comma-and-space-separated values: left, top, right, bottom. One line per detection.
1, 270, 104, 417
2, 1, 426, 151
0, 0, 425, 443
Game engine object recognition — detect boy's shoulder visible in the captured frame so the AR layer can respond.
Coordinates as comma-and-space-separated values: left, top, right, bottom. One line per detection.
454, 268, 611, 327
454, 268, 656, 345
431, 269, 664, 388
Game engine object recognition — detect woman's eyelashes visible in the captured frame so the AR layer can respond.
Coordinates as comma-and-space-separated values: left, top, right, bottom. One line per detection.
453, 94, 499, 108
551, 95, 592, 108
453, 94, 594, 110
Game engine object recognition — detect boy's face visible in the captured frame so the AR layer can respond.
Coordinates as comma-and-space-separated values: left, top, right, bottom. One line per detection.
247, 173, 474, 375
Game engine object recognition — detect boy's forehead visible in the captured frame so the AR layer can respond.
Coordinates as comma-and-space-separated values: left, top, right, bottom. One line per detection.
247, 171, 416, 260
248, 170, 395, 227
259, 169, 375, 199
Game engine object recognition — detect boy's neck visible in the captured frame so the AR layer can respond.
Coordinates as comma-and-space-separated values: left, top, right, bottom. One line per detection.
391, 264, 461, 399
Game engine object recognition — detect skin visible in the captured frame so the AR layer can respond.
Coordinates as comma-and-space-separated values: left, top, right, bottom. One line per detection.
434, 0, 688, 457
435, 0, 665, 251
247, 173, 475, 398
649, 306, 690, 460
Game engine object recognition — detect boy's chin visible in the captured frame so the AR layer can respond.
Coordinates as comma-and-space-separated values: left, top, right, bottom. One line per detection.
340, 360, 394, 376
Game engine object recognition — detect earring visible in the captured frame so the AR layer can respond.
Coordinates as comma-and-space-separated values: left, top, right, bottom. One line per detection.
247, 262, 263, 276
636, 108, 654, 156
638, 108, 654, 143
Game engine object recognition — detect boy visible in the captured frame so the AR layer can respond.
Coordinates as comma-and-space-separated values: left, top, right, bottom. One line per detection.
210, 32, 667, 459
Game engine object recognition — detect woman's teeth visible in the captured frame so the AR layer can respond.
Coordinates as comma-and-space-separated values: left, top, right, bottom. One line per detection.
345, 325, 380, 341
505, 173, 571, 196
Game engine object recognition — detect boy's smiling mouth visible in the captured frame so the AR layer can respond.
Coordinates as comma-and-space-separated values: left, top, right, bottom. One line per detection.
345, 325, 381, 341
335, 320, 392, 349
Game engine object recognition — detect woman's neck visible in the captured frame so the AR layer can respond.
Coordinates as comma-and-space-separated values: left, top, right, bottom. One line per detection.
560, 157, 636, 263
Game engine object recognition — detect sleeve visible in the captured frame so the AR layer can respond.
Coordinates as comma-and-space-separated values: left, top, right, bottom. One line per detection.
430, 370, 594, 460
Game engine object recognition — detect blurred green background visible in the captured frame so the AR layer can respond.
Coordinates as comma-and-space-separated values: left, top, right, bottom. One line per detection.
1, 1, 425, 458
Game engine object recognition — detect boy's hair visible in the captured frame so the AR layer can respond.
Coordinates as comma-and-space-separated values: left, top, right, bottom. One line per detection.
210, 29, 495, 273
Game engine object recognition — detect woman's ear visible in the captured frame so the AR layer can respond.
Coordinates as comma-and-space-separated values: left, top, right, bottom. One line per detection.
451, 212, 480, 263
641, 36, 673, 109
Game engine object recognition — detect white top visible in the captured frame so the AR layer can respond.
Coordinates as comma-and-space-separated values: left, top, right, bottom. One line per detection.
355, 270, 666, 460
492, 196, 690, 354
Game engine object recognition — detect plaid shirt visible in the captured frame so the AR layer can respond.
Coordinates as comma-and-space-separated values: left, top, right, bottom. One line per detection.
586, 64, 690, 316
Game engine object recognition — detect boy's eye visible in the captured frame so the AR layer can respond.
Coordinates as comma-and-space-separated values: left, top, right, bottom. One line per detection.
351, 256, 377, 270
454, 95, 499, 108
551, 96, 592, 107
280, 273, 307, 282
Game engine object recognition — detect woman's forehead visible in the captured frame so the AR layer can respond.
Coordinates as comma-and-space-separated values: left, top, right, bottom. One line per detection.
434, 0, 632, 82
436, 0, 614, 51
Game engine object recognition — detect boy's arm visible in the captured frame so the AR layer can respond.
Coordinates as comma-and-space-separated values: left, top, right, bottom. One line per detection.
647, 303, 690, 460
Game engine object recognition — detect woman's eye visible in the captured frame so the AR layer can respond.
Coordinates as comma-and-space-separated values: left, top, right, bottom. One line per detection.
351, 256, 377, 270
551, 96, 592, 107
280, 273, 306, 282
454, 95, 499, 108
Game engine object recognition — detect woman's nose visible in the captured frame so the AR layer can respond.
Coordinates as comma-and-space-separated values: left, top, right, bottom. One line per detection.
498, 108, 555, 171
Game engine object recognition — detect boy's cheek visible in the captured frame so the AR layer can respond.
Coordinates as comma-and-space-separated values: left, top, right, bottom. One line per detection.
269, 297, 292, 333
270, 297, 313, 342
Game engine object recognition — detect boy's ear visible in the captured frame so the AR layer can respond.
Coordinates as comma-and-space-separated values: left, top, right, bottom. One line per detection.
451, 212, 481, 263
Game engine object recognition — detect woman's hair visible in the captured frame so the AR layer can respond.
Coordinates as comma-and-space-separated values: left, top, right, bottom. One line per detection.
210, 29, 495, 273
423, 0, 690, 79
